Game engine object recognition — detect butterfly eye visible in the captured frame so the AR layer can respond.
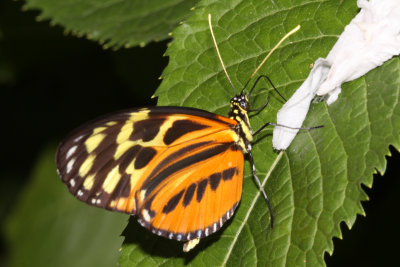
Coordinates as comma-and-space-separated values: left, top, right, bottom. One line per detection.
240, 100, 248, 110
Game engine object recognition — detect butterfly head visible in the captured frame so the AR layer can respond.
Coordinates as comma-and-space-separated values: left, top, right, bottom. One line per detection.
230, 93, 250, 112
229, 93, 253, 147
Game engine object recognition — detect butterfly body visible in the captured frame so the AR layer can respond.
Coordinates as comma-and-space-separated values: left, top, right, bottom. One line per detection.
56, 93, 255, 244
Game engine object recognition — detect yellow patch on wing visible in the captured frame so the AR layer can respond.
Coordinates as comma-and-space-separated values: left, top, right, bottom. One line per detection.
127, 167, 146, 190
114, 141, 135, 159
116, 121, 133, 145
83, 173, 96, 190
129, 110, 149, 121
85, 133, 106, 153
114, 110, 152, 159
93, 126, 107, 135
139, 116, 176, 147
79, 154, 95, 177
106, 121, 117, 126
103, 165, 121, 194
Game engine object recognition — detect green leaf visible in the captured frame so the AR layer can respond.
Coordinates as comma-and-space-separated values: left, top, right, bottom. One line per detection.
4, 145, 128, 267
24, 0, 199, 49
120, 0, 400, 266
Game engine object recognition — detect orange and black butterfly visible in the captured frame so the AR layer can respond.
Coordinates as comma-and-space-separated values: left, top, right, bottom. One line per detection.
56, 15, 301, 252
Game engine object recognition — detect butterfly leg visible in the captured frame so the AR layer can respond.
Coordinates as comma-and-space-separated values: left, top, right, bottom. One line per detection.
253, 122, 323, 136
247, 148, 274, 228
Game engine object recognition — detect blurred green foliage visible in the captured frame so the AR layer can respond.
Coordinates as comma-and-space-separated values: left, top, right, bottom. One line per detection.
24, 0, 199, 48
5, 146, 128, 267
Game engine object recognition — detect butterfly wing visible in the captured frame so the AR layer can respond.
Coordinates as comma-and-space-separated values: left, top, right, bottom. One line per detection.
134, 130, 244, 241
56, 107, 243, 240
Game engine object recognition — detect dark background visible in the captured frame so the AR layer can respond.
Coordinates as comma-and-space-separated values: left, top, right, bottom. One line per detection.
1, 1, 399, 266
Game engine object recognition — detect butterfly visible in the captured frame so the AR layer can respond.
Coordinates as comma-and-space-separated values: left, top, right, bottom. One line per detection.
55, 15, 302, 252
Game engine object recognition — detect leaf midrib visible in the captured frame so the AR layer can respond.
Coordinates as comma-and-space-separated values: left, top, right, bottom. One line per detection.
221, 151, 284, 265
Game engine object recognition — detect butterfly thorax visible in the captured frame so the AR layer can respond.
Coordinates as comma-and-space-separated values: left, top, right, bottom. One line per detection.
228, 94, 253, 152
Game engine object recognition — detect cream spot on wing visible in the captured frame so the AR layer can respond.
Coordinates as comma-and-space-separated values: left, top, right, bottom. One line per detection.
142, 209, 151, 222
77, 190, 84, 197
66, 145, 78, 159
196, 230, 202, 238
138, 219, 145, 226
139, 190, 146, 201
213, 223, 218, 232
74, 135, 84, 142
69, 179, 76, 187
183, 238, 200, 252
66, 158, 76, 174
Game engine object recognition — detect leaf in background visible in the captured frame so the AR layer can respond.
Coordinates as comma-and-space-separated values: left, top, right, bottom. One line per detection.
4, 145, 128, 267
121, 0, 400, 266
23, 0, 199, 49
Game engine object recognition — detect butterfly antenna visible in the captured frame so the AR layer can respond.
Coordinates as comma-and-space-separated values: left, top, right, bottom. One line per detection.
208, 14, 236, 94
242, 25, 301, 92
